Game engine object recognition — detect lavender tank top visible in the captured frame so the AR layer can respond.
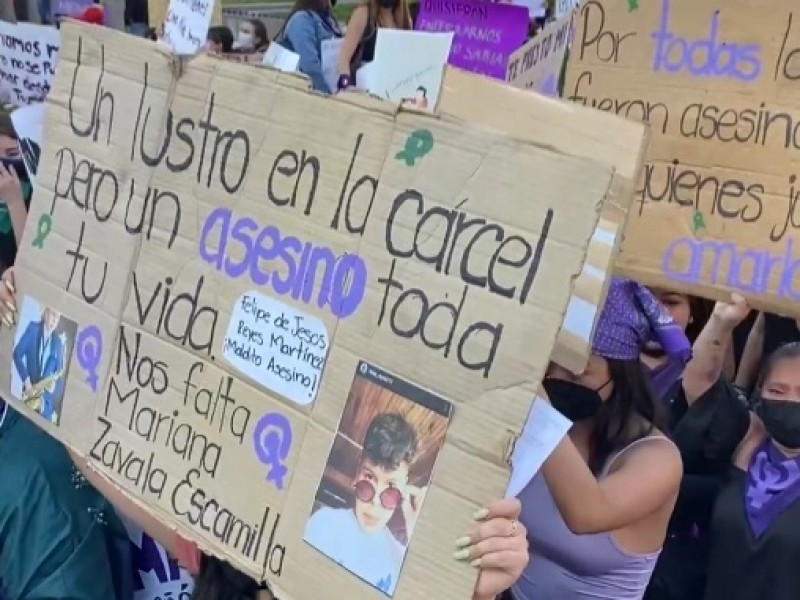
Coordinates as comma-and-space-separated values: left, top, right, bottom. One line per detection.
513, 437, 668, 600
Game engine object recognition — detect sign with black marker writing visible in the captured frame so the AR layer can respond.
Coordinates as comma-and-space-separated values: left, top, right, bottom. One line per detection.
149, 0, 223, 29
163, 0, 216, 54
439, 66, 649, 372
566, 0, 800, 314
0, 22, 60, 106
1, 22, 615, 600
507, 11, 573, 97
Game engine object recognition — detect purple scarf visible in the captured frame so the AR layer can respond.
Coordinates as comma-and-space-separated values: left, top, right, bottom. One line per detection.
592, 279, 692, 396
647, 359, 686, 401
745, 439, 800, 539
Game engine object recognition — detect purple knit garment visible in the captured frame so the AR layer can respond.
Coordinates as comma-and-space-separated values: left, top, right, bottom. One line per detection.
591, 279, 691, 398
593, 279, 691, 358
745, 439, 800, 539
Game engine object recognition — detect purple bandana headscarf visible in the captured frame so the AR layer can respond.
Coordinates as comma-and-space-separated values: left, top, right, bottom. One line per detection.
745, 439, 800, 539
592, 279, 692, 396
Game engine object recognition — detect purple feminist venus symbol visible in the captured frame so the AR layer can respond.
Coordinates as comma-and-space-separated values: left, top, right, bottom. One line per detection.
253, 412, 293, 490
76, 325, 103, 392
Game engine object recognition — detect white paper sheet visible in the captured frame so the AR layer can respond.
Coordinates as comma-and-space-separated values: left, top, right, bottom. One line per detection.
506, 396, 572, 498
263, 43, 300, 72
222, 291, 330, 406
321, 37, 344, 93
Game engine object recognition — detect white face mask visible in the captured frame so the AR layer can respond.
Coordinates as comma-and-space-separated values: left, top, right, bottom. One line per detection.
234, 32, 255, 50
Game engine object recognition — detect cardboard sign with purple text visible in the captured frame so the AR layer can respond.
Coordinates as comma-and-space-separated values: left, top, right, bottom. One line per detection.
566, 0, 800, 314
1, 21, 628, 600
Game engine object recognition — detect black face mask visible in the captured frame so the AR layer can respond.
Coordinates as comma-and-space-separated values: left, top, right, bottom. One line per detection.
378, 0, 399, 9
543, 377, 609, 422
756, 398, 800, 449
0, 157, 27, 181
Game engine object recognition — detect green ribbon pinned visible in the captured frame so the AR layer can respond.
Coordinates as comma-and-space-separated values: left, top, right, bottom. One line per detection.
31, 213, 52, 248
395, 129, 435, 167
692, 210, 706, 234
628, 0, 639, 11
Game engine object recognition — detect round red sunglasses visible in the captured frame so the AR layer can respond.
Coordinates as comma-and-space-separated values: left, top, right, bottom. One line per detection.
353, 479, 403, 510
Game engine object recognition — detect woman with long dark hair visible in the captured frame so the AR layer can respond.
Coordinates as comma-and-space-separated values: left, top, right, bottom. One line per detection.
512, 279, 691, 599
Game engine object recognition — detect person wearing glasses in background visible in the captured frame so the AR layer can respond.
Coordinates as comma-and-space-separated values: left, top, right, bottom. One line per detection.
304, 413, 421, 595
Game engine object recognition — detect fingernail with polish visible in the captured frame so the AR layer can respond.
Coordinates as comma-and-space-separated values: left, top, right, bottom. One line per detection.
4, 280, 14, 293
473, 507, 489, 521
5, 301, 15, 313
3, 315, 12, 327
453, 549, 470, 561
454, 536, 471, 548
470, 558, 481, 568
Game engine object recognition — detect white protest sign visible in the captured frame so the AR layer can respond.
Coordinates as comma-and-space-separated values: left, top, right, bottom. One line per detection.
163, 0, 215, 55
506, 12, 572, 96
555, 0, 580, 19
263, 43, 300, 72
370, 29, 453, 111
0, 22, 61, 106
505, 397, 571, 497
355, 61, 376, 91
222, 292, 329, 407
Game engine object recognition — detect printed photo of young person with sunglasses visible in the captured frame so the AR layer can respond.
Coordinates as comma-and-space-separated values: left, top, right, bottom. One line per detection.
305, 361, 453, 595
305, 412, 422, 595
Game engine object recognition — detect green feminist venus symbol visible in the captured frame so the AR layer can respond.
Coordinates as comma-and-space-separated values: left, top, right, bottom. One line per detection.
628, 0, 639, 11
692, 210, 706, 234
31, 213, 53, 249
395, 129, 435, 167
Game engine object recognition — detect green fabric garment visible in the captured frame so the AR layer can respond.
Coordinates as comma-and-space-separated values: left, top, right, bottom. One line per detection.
0, 179, 32, 234
0, 408, 129, 600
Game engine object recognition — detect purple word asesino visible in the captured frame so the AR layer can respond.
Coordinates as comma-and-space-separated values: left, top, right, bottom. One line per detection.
199, 207, 367, 319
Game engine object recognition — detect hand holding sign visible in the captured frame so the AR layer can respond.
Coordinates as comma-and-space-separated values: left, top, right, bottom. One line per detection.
712, 293, 751, 327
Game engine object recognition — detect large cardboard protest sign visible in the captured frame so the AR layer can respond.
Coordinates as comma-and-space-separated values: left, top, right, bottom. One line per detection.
566, 0, 800, 314
2, 23, 614, 599
507, 12, 572, 97
416, 0, 529, 80
0, 22, 60, 106
440, 67, 649, 372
